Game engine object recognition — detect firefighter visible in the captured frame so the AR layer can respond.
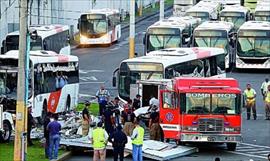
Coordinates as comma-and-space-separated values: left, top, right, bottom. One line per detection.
89, 122, 109, 161
243, 84, 257, 120
264, 85, 270, 120
149, 105, 161, 141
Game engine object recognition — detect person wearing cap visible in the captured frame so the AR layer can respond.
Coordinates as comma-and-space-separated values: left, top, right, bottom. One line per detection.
149, 106, 161, 141
109, 125, 128, 161
89, 122, 109, 161
243, 83, 257, 120
131, 117, 144, 161
133, 94, 141, 110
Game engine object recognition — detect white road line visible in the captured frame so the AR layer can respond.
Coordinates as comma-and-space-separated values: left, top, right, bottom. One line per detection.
248, 150, 270, 154
236, 146, 255, 149
79, 94, 96, 98
240, 143, 270, 149
79, 81, 105, 85
80, 76, 98, 81
236, 148, 266, 152
227, 151, 267, 159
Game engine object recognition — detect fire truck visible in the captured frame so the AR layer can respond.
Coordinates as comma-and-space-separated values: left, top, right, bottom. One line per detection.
159, 77, 242, 151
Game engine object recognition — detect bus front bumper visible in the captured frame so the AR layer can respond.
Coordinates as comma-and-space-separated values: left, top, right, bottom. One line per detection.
181, 133, 242, 143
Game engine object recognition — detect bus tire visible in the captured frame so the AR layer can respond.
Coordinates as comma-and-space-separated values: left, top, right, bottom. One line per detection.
41, 101, 48, 124
0, 120, 12, 143
65, 95, 71, 112
227, 143, 237, 151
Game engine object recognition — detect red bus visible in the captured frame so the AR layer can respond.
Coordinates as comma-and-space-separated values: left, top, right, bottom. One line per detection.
159, 77, 242, 151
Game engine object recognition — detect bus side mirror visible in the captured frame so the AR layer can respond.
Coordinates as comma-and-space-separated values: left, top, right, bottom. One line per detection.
1, 47, 4, 54
112, 76, 117, 87
143, 34, 146, 45
77, 19, 80, 29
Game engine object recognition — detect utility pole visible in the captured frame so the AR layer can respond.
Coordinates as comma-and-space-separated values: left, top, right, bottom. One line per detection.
14, 0, 28, 160
160, 0, 164, 20
139, 0, 143, 16
129, 0, 135, 58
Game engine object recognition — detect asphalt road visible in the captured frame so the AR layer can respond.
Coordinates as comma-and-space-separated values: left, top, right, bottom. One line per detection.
69, 10, 270, 161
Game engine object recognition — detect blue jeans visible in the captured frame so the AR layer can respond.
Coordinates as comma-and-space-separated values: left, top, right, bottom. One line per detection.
49, 134, 60, 160
132, 144, 143, 161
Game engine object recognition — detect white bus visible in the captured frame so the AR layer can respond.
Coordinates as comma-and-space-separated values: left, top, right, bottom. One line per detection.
1, 25, 70, 55
143, 16, 201, 55
193, 21, 235, 69
236, 21, 270, 69
0, 50, 79, 122
113, 47, 226, 103
254, 3, 270, 21
77, 9, 121, 46
173, 0, 198, 16
220, 5, 251, 30
185, 1, 222, 22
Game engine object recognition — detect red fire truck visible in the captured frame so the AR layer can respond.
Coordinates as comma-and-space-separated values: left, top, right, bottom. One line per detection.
159, 77, 242, 151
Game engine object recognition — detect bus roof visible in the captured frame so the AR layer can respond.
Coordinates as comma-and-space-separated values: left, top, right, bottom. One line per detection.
194, 21, 234, 31
6, 24, 69, 40
221, 5, 250, 13
148, 18, 189, 30
0, 50, 78, 64
255, 4, 270, 12
174, 77, 241, 93
197, 0, 222, 7
238, 21, 270, 30
122, 47, 224, 68
81, 8, 119, 16
186, 5, 215, 13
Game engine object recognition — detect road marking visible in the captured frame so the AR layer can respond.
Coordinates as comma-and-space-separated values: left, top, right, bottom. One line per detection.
110, 47, 119, 51
79, 93, 96, 98
80, 81, 105, 85
79, 69, 104, 74
80, 76, 98, 81
226, 143, 270, 159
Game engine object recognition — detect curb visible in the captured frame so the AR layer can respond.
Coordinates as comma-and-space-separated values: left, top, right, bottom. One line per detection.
56, 151, 72, 161
121, 6, 173, 30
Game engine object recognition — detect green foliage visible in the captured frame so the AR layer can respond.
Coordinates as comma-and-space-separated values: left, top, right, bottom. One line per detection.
76, 102, 99, 116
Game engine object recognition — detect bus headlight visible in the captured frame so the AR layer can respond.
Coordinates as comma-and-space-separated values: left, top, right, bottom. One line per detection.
236, 58, 244, 65
184, 126, 198, 132
80, 36, 88, 44
224, 127, 241, 132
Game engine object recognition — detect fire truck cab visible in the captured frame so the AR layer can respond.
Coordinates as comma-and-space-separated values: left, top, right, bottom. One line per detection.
159, 77, 242, 151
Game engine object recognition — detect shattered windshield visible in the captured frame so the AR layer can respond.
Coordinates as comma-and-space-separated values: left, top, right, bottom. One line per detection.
194, 30, 229, 55
237, 31, 270, 57
220, 12, 245, 29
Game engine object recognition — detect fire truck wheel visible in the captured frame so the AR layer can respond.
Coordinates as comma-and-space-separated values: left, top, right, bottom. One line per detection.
0, 120, 12, 143
227, 143, 237, 151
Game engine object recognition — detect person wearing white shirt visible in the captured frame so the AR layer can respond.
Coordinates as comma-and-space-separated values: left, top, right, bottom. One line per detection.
149, 95, 159, 111
261, 78, 270, 100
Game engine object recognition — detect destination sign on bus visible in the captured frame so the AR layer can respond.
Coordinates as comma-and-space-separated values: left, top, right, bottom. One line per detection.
194, 30, 227, 37
148, 28, 180, 35
81, 14, 106, 20
127, 63, 163, 72
255, 11, 270, 16
220, 12, 245, 17
238, 30, 270, 37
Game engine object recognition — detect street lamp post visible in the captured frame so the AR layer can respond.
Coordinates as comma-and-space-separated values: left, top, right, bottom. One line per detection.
160, 0, 164, 20
129, 0, 135, 58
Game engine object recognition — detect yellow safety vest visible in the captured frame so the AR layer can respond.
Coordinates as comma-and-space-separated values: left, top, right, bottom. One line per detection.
244, 89, 256, 103
92, 128, 106, 149
265, 92, 270, 103
132, 126, 144, 146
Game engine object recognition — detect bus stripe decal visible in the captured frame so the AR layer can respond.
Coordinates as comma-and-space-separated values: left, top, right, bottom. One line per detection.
48, 90, 62, 113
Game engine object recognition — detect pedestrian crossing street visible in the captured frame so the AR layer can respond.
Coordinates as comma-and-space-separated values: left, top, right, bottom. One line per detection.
229, 143, 270, 159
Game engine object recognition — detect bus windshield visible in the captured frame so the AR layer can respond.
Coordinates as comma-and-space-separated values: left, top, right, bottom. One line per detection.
255, 11, 270, 21
184, 93, 240, 114
5, 35, 42, 52
147, 28, 181, 53
220, 12, 246, 29
80, 14, 107, 35
186, 12, 209, 22
237, 31, 270, 57
118, 62, 163, 101
194, 30, 229, 55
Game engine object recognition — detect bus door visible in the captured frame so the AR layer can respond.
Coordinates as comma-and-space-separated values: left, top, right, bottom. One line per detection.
159, 90, 180, 140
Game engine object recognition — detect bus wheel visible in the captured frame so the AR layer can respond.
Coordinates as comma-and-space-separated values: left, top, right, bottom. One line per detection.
0, 120, 12, 143
65, 96, 71, 112
41, 101, 48, 124
227, 143, 237, 151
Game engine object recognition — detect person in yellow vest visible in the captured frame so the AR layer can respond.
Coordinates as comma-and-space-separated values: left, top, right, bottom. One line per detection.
243, 84, 257, 120
131, 117, 145, 161
264, 85, 270, 120
89, 122, 109, 161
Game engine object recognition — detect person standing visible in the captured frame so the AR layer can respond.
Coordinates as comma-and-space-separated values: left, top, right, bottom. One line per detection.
44, 112, 52, 158
133, 94, 141, 110
244, 84, 257, 120
131, 117, 144, 161
109, 125, 128, 161
47, 114, 62, 160
90, 122, 109, 161
261, 78, 270, 100
103, 106, 114, 135
149, 107, 161, 141
122, 109, 135, 136
27, 106, 35, 146
264, 85, 270, 120
96, 85, 110, 116
149, 95, 159, 112
82, 101, 91, 136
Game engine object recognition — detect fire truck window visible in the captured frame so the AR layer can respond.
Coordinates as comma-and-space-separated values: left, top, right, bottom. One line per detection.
212, 94, 237, 114
162, 92, 176, 109
186, 93, 210, 114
